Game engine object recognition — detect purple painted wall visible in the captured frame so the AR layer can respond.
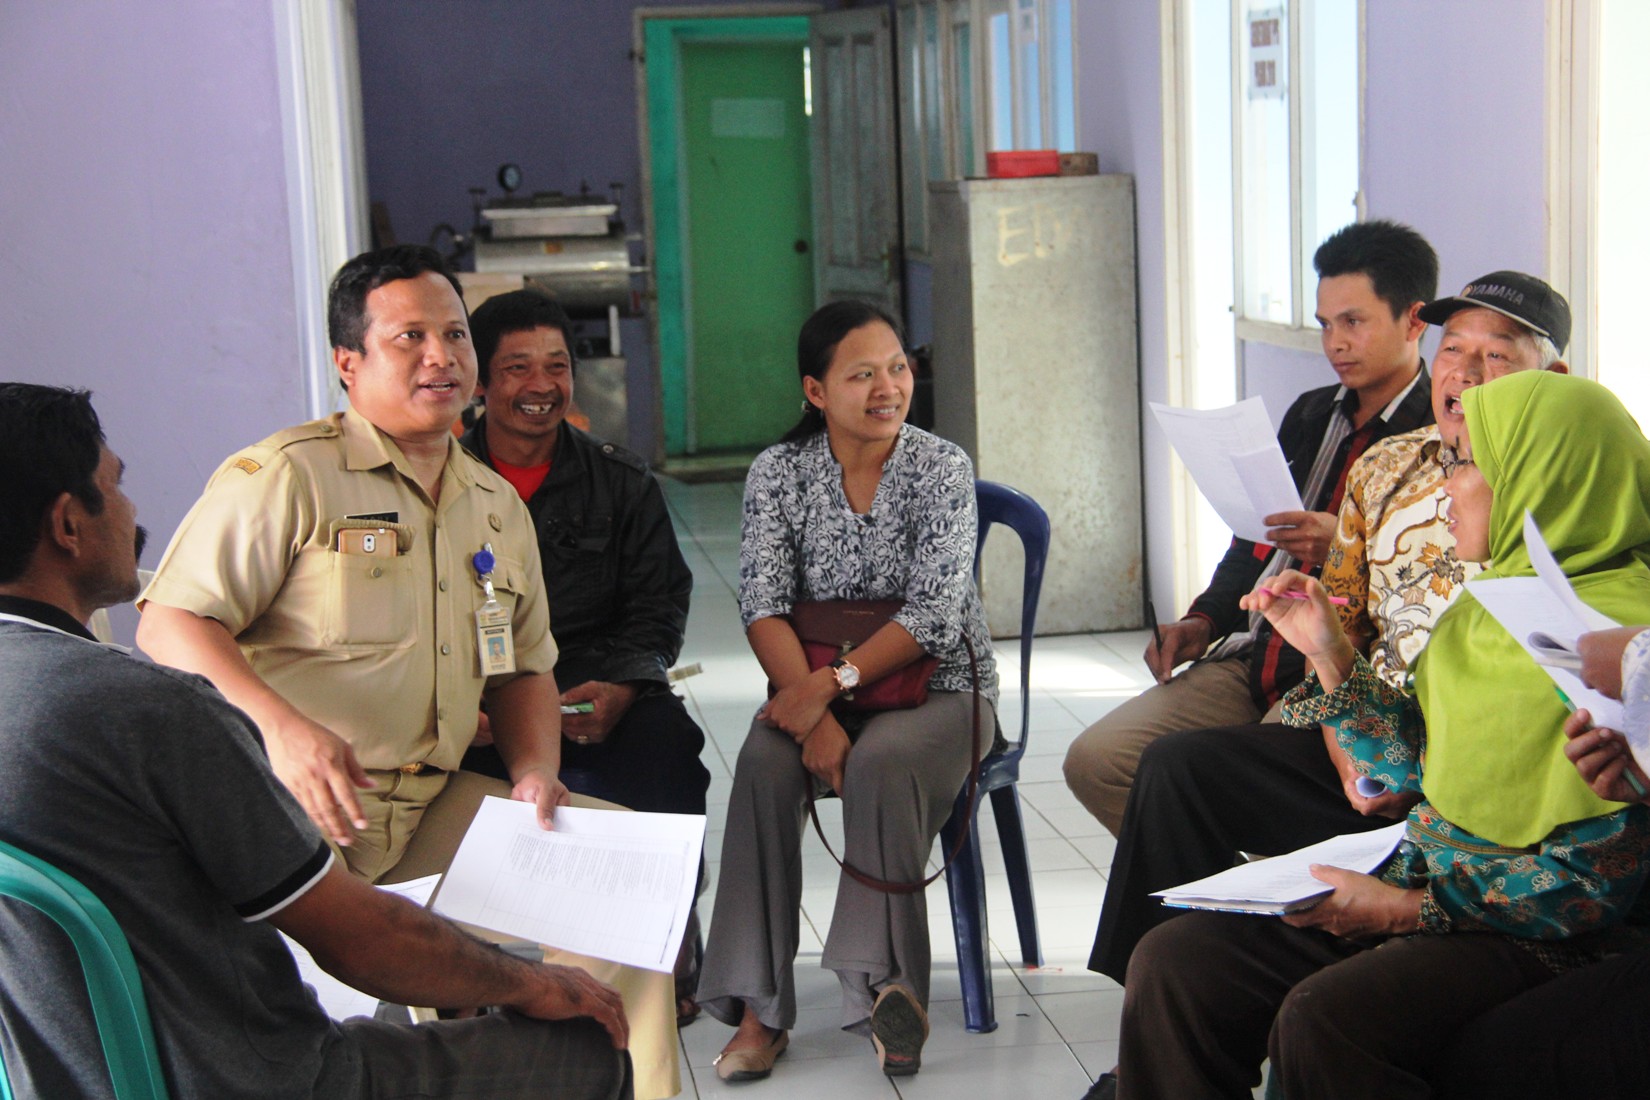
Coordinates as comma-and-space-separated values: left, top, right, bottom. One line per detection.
0, 2, 303, 640
354, 1, 847, 456
1363, 0, 1548, 298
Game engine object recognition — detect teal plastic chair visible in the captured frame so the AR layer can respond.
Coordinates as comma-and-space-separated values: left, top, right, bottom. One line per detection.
0, 839, 170, 1100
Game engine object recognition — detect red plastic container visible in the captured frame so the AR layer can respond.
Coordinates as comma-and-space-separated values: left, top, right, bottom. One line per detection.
986, 150, 1061, 178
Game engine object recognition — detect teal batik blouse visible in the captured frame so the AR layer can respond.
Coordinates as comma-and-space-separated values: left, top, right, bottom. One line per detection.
1282, 654, 1650, 970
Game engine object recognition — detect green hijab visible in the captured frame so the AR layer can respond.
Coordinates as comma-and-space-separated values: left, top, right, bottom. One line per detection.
1417, 371, 1650, 847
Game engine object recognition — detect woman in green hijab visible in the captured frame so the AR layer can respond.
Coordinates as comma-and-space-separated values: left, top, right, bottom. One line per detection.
1116, 371, 1650, 1100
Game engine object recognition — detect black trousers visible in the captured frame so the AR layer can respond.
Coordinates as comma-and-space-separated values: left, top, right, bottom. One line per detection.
1089, 722, 1397, 984
465, 689, 710, 816
1119, 912, 1555, 1100
1431, 948, 1650, 1098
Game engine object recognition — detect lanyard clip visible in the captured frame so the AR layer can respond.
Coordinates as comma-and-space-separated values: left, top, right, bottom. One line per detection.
472, 542, 498, 602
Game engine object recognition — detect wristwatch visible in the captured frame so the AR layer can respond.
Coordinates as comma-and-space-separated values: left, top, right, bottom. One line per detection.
830, 657, 861, 694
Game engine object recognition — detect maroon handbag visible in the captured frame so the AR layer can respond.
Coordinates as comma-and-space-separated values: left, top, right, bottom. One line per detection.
776, 599, 984, 895
781, 599, 940, 710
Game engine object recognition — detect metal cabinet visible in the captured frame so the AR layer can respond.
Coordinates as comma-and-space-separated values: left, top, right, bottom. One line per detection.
930, 174, 1143, 635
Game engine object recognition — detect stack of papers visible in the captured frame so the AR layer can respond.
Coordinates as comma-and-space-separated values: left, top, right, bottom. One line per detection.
1152, 823, 1407, 916
1149, 398, 1303, 544
1466, 513, 1629, 736
284, 874, 442, 1021
433, 799, 705, 973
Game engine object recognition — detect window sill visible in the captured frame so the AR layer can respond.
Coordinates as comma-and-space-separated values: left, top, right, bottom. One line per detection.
1235, 318, 1324, 354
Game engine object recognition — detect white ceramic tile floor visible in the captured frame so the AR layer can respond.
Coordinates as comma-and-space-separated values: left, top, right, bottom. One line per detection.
661, 478, 1159, 1099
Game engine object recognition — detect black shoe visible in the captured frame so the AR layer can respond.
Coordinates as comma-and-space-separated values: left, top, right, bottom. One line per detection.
1081, 1071, 1118, 1100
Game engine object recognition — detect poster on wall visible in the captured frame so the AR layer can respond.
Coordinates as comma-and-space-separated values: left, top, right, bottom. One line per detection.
1247, 8, 1286, 100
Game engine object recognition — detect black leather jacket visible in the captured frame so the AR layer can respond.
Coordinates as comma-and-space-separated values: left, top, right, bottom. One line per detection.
461, 420, 692, 690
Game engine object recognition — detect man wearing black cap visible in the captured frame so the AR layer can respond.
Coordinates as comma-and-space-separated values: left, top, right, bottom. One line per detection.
1086, 274, 1571, 1100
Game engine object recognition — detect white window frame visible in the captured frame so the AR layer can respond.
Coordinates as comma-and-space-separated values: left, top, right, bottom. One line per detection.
272, 0, 371, 420
1546, 0, 1596, 378
1230, 0, 1364, 354
895, 0, 1078, 257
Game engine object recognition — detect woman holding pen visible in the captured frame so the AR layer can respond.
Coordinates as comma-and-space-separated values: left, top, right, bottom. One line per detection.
1115, 371, 1650, 1100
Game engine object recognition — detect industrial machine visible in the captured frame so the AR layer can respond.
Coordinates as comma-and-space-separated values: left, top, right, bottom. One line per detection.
448, 165, 647, 446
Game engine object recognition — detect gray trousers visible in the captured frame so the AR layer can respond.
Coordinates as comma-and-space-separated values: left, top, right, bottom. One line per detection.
698, 692, 991, 1034
314, 1011, 633, 1099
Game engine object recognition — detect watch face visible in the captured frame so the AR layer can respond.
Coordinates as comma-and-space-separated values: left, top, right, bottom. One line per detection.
836, 661, 861, 690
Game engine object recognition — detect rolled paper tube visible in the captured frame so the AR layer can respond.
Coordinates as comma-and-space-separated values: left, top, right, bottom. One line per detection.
1355, 776, 1388, 798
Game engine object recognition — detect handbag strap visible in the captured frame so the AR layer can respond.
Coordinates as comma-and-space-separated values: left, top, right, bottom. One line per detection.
804, 637, 983, 896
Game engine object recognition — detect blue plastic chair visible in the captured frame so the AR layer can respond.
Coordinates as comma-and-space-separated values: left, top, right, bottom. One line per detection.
940, 479, 1051, 1033
0, 839, 170, 1100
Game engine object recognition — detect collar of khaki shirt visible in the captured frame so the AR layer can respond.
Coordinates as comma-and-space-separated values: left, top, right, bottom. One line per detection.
339, 405, 485, 501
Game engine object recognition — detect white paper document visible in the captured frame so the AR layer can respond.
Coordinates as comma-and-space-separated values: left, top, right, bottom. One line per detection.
433, 798, 705, 973
1152, 822, 1407, 915
284, 874, 442, 1021
1149, 398, 1304, 543
1466, 512, 1627, 733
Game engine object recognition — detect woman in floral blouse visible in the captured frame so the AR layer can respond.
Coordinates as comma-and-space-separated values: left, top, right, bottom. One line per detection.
696, 301, 998, 1082
1116, 371, 1650, 1100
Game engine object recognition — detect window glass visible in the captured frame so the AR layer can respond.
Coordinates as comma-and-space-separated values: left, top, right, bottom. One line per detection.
899, 4, 927, 250
922, 3, 945, 178
1050, 0, 1075, 150
1300, 0, 1358, 290
1238, 0, 1292, 324
988, 8, 1012, 149
953, 10, 977, 173
1016, 0, 1043, 148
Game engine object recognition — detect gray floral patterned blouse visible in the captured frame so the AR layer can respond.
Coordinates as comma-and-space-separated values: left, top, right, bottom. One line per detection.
738, 425, 999, 701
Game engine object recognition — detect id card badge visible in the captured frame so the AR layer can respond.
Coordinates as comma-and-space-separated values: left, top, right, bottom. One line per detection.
472, 542, 516, 676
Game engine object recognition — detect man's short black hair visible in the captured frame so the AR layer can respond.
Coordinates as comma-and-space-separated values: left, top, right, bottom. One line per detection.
0, 384, 106, 583
1313, 220, 1439, 320
468, 289, 575, 385
326, 245, 467, 353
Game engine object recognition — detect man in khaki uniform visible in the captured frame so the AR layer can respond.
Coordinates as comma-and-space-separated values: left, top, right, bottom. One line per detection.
137, 246, 678, 1098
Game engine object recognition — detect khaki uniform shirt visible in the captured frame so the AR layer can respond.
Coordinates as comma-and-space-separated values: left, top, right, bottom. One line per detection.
143, 407, 556, 771
1320, 426, 1479, 687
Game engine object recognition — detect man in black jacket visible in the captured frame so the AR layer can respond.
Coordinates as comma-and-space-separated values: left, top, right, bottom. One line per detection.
1063, 220, 1439, 838
458, 290, 710, 824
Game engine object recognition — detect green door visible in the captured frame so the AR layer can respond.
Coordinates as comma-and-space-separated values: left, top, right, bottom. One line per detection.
680, 41, 815, 453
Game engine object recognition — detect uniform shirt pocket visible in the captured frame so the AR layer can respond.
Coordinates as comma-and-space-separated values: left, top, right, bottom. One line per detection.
323, 548, 415, 647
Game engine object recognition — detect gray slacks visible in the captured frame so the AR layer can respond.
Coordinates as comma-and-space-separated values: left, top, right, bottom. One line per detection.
315, 1011, 633, 1099
698, 692, 991, 1034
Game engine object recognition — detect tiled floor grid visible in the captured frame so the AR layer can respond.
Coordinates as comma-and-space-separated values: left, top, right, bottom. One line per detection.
661, 477, 1157, 1100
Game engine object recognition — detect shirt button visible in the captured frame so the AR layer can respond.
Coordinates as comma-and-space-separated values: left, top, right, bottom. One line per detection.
437, 707, 447, 721
438, 579, 449, 592
370, 567, 383, 578
440, 643, 452, 656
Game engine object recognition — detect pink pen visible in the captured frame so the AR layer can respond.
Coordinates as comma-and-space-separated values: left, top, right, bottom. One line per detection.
1278, 590, 1350, 607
